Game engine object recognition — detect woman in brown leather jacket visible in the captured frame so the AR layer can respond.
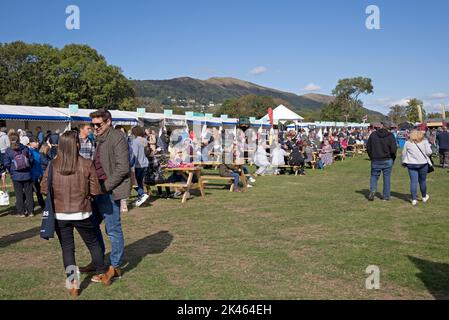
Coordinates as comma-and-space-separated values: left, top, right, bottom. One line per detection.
41, 131, 106, 298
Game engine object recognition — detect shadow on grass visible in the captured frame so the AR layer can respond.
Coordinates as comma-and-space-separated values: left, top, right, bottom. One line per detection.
80, 230, 173, 293
0, 206, 16, 217
408, 256, 449, 300
121, 230, 173, 274
0, 225, 41, 248
355, 189, 410, 202
0, 205, 43, 218
390, 191, 411, 202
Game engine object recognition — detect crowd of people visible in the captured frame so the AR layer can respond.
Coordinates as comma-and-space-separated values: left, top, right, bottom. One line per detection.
0, 110, 133, 297
250, 126, 372, 175
2, 108, 449, 297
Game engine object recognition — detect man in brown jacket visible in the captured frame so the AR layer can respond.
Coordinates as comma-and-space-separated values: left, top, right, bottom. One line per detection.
81, 108, 131, 286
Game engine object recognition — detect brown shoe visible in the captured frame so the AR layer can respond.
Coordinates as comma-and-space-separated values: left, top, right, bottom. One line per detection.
114, 267, 122, 278
91, 266, 120, 286
68, 287, 79, 298
79, 262, 96, 274
66, 280, 80, 298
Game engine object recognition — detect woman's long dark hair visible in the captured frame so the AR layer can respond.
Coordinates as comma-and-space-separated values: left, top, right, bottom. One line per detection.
53, 131, 80, 176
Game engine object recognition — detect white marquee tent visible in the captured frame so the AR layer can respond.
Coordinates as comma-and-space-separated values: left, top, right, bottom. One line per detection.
260, 104, 304, 125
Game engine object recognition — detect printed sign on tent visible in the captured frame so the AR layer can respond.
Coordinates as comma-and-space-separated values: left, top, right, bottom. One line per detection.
164, 109, 173, 116
137, 108, 146, 117
69, 104, 79, 115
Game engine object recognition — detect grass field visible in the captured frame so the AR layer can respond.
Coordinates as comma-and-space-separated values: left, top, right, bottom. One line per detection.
1, 155, 449, 300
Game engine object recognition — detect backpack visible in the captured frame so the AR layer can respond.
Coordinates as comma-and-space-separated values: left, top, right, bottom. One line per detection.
13, 149, 30, 171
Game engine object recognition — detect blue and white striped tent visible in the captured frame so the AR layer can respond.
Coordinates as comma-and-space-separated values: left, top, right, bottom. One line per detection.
53, 108, 139, 126
0, 105, 69, 122
0, 104, 70, 132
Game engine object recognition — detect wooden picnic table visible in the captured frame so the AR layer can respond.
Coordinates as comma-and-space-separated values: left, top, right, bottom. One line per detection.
347, 144, 366, 157
194, 161, 248, 191
157, 166, 205, 204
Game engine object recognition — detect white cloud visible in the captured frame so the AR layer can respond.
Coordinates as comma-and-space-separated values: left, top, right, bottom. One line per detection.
367, 95, 449, 114
370, 98, 392, 105
391, 97, 412, 107
249, 66, 268, 75
302, 83, 321, 92
428, 93, 449, 100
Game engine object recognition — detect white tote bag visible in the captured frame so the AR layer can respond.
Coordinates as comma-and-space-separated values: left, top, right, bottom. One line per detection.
0, 190, 10, 206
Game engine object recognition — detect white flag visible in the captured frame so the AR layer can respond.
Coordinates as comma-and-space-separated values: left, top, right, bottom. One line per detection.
317, 128, 323, 142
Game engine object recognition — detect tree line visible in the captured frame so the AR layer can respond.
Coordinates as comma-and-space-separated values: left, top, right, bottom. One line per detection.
0, 41, 135, 109
388, 99, 445, 124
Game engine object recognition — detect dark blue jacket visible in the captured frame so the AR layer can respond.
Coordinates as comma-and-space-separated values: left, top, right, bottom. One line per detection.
4, 144, 33, 182
436, 131, 449, 150
29, 147, 43, 182
40, 153, 50, 173
37, 131, 44, 145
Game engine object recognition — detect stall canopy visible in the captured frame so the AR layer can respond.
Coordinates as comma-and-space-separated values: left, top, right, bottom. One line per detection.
53, 108, 139, 126
0, 105, 70, 122
250, 119, 272, 128
260, 105, 304, 125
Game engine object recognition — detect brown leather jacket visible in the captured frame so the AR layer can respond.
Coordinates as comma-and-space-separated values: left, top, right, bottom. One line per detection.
41, 157, 101, 214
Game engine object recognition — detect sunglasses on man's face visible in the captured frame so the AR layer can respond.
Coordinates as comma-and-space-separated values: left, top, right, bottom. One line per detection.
93, 121, 105, 129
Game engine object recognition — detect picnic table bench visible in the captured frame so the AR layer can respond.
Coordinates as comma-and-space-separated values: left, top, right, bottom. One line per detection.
201, 175, 236, 192
347, 144, 366, 157
276, 165, 302, 176
157, 167, 205, 204
198, 162, 248, 192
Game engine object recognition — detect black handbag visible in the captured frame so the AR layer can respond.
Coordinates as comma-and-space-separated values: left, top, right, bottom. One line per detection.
414, 143, 434, 174
40, 162, 56, 240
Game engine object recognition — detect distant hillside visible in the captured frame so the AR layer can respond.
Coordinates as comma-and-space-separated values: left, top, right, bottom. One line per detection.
132, 77, 384, 120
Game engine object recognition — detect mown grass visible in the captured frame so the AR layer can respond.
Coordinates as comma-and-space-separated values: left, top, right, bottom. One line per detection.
1, 155, 449, 300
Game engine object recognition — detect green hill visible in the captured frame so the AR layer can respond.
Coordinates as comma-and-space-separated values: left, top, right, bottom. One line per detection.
132, 77, 384, 120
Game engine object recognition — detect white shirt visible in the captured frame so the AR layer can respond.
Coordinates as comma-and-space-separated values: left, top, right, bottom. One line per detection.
271, 147, 286, 166
56, 212, 92, 221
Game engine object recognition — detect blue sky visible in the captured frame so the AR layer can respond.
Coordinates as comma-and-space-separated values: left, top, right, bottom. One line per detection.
1, 0, 449, 114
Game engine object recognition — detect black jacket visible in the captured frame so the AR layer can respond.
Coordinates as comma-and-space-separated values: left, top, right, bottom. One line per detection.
289, 146, 305, 166
436, 131, 449, 150
367, 129, 397, 162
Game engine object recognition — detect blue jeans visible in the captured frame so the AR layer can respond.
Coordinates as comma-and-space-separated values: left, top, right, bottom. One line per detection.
231, 172, 240, 188
407, 165, 428, 200
201, 150, 209, 162
370, 159, 393, 199
93, 194, 124, 268
134, 167, 148, 198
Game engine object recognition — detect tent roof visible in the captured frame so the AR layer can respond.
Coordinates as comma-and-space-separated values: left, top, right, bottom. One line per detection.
261, 105, 304, 123
0, 105, 70, 122
52, 108, 138, 125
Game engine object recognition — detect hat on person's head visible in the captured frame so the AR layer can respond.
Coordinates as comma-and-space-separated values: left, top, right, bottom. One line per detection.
381, 120, 392, 130
20, 136, 30, 145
